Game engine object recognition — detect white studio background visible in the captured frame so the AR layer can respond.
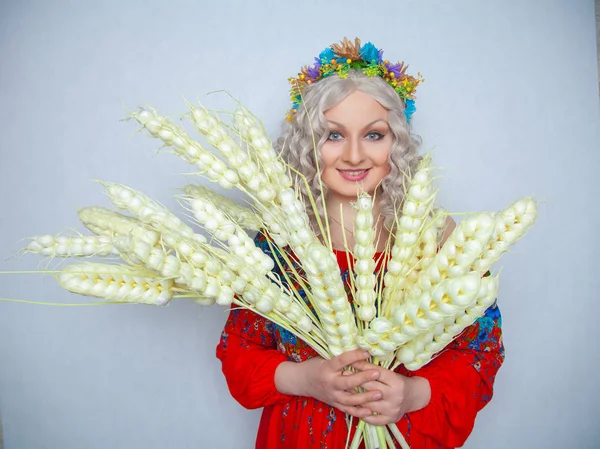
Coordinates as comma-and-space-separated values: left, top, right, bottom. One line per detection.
1, 1, 599, 448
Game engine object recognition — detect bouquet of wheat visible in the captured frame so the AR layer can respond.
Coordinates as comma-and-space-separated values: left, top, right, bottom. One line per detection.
20, 99, 536, 449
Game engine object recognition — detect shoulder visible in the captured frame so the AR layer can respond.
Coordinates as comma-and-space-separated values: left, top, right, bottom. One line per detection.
253, 230, 299, 276
253, 230, 288, 258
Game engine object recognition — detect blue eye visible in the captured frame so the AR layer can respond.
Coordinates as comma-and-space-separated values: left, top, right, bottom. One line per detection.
366, 132, 384, 140
327, 131, 343, 141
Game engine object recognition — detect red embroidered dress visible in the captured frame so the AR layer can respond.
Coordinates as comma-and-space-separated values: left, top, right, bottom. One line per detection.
216, 233, 504, 449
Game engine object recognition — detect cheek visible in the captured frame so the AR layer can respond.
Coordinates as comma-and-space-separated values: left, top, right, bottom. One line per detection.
319, 146, 338, 169
372, 152, 391, 183
375, 150, 391, 173
383, 163, 391, 177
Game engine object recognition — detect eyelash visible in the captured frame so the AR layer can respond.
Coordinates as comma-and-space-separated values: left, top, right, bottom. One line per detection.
366, 132, 385, 140
327, 131, 386, 141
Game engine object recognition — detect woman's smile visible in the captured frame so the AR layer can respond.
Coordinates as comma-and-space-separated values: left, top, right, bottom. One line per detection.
337, 168, 371, 182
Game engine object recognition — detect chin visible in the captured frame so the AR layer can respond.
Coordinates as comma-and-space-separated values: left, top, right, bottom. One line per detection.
329, 184, 378, 199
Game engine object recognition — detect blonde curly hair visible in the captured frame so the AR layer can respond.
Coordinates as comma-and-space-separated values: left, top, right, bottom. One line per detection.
276, 71, 422, 233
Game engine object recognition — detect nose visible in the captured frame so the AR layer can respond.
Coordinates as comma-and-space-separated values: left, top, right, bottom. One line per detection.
341, 137, 365, 165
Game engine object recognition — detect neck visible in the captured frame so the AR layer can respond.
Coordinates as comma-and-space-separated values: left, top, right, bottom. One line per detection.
324, 192, 389, 252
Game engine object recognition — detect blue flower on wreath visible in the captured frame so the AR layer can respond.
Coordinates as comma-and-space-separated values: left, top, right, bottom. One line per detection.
319, 47, 336, 64
404, 99, 416, 123
360, 42, 382, 64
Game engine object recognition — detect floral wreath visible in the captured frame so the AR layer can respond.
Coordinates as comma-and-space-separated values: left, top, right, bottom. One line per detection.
287, 37, 424, 124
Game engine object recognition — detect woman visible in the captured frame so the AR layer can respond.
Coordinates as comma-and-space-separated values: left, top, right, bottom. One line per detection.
216, 38, 504, 449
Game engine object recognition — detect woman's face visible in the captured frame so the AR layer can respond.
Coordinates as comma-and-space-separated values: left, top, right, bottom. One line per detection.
320, 90, 392, 201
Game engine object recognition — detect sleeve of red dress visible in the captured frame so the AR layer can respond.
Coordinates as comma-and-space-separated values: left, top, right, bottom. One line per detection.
216, 231, 296, 409
216, 306, 295, 409
399, 302, 505, 448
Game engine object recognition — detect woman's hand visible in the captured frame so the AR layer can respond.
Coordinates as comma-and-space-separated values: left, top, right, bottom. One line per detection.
351, 360, 432, 426
275, 349, 384, 419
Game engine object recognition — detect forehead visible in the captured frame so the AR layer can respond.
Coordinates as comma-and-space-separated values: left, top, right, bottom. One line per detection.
323, 90, 388, 125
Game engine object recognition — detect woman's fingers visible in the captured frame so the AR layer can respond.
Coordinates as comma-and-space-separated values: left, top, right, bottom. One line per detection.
351, 361, 393, 385
358, 380, 387, 392
335, 389, 383, 407
361, 396, 404, 425
337, 368, 380, 391
352, 361, 404, 388
361, 398, 392, 414
335, 403, 374, 419
351, 360, 380, 372
360, 413, 394, 426
331, 349, 371, 371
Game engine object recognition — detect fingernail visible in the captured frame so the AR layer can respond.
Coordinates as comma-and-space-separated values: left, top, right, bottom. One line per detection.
371, 372, 379, 379
363, 351, 371, 358
373, 393, 382, 400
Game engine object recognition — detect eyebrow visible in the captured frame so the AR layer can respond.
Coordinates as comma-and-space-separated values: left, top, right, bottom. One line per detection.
326, 119, 389, 129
